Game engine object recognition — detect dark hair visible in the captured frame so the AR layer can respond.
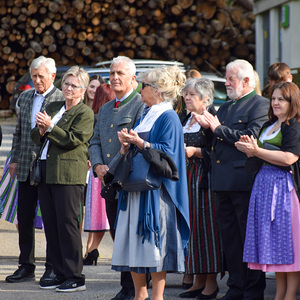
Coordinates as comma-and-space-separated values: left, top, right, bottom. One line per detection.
267, 62, 291, 84
84, 74, 105, 105
268, 81, 300, 124
92, 83, 115, 114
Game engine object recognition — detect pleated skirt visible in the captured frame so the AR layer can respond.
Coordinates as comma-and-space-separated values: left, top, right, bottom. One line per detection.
84, 170, 110, 231
185, 158, 224, 274
0, 151, 44, 229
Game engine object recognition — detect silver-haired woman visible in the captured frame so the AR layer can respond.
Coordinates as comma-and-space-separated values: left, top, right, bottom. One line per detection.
31, 66, 94, 292
112, 65, 190, 299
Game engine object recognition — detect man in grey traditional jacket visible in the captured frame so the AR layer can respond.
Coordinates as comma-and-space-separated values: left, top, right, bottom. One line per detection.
89, 56, 143, 300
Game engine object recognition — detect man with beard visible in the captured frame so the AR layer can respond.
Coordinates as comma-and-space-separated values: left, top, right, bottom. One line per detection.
194, 59, 269, 299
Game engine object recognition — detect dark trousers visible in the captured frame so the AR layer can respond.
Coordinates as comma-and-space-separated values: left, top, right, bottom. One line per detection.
18, 176, 52, 273
105, 197, 134, 291
215, 191, 265, 300
38, 161, 84, 280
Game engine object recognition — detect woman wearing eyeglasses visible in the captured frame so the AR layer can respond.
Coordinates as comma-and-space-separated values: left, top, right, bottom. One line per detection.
30, 66, 94, 292
111, 65, 190, 300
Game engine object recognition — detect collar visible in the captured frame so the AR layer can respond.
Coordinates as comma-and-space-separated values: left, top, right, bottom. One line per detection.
116, 88, 134, 102
34, 83, 55, 98
234, 89, 256, 104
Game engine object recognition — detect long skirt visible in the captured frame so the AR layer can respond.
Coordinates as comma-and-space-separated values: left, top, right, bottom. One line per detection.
244, 165, 300, 272
0, 151, 43, 229
84, 171, 110, 231
185, 158, 224, 274
111, 187, 185, 273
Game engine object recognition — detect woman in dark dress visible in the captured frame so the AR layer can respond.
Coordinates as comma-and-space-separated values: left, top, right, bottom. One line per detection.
180, 78, 224, 299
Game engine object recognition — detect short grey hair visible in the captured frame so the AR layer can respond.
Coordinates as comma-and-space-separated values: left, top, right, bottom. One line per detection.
29, 56, 56, 75
138, 65, 186, 103
183, 78, 214, 107
111, 56, 136, 75
226, 59, 256, 88
62, 66, 89, 89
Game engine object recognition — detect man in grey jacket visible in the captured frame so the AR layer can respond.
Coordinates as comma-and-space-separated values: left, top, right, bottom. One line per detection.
6, 56, 64, 285
89, 56, 143, 300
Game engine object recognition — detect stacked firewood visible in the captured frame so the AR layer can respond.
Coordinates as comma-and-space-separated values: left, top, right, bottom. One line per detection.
0, 0, 255, 110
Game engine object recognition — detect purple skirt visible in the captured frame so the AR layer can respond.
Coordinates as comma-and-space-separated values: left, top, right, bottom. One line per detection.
243, 165, 294, 265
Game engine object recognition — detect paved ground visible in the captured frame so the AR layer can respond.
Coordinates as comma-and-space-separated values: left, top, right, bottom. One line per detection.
0, 116, 297, 299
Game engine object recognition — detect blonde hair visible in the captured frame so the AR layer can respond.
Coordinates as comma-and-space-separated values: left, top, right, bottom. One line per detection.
62, 66, 89, 100
139, 65, 186, 103
62, 66, 89, 89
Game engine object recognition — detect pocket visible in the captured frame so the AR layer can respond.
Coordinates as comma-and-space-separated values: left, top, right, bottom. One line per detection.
232, 160, 246, 168
232, 116, 248, 129
117, 117, 132, 126
59, 158, 79, 182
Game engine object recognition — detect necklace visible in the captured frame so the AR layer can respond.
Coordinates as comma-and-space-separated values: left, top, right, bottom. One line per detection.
187, 116, 197, 129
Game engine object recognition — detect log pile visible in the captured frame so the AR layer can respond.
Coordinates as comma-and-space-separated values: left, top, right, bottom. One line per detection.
0, 0, 255, 110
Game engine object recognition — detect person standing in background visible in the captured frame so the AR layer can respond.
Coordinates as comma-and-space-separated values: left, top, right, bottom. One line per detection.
84, 74, 105, 108
6, 56, 64, 285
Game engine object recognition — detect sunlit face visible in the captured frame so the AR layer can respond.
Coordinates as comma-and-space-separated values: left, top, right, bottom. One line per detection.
109, 62, 135, 97
271, 88, 290, 121
62, 75, 85, 103
140, 79, 161, 107
31, 65, 55, 94
184, 88, 207, 113
225, 68, 244, 100
87, 79, 101, 101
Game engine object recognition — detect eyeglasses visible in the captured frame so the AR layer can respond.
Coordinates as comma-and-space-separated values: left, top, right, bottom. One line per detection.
141, 82, 153, 89
63, 81, 82, 90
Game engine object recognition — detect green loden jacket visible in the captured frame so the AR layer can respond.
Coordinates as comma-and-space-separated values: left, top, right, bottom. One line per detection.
31, 101, 94, 186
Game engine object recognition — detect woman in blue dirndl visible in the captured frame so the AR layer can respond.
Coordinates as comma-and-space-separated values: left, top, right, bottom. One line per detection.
111, 65, 190, 300
235, 82, 300, 300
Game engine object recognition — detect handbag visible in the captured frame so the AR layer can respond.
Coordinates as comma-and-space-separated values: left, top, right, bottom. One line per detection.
123, 151, 162, 192
29, 140, 47, 186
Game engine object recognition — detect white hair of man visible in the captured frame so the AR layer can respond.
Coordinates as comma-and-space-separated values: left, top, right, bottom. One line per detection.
226, 59, 256, 89
111, 56, 136, 75
29, 56, 57, 75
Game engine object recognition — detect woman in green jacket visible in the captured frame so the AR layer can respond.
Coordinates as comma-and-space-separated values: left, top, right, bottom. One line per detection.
31, 66, 94, 293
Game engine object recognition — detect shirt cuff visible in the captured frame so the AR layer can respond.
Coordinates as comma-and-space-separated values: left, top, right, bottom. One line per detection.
46, 122, 55, 132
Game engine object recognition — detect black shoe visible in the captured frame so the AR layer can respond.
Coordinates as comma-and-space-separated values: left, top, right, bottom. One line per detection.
39, 268, 55, 284
111, 289, 135, 300
6, 266, 35, 283
179, 287, 204, 298
83, 249, 99, 265
182, 282, 193, 289
56, 278, 86, 292
196, 287, 219, 299
40, 275, 65, 289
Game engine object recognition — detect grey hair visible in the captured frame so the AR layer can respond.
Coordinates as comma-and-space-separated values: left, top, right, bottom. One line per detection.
111, 56, 136, 75
138, 65, 186, 103
183, 78, 214, 107
29, 56, 56, 75
226, 59, 256, 88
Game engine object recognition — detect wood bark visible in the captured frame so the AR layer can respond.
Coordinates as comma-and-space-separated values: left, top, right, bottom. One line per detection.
0, 0, 256, 110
